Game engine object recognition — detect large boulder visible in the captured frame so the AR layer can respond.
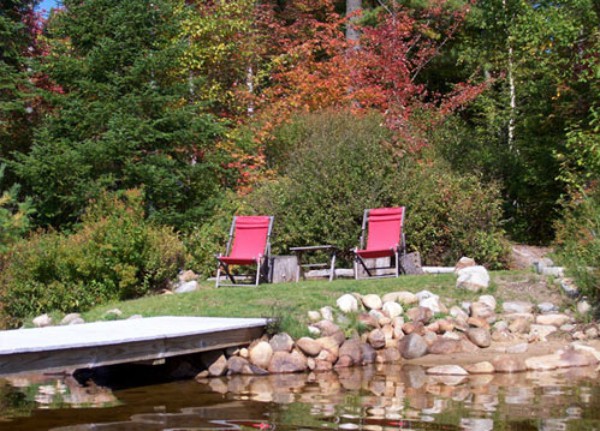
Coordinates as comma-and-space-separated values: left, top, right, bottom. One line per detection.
268, 350, 308, 373
337, 294, 359, 313
400, 333, 428, 359
249, 341, 273, 369
456, 266, 490, 292
296, 337, 322, 357
362, 294, 383, 310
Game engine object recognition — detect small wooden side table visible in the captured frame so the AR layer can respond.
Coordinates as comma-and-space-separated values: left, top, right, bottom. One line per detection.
289, 245, 337, 282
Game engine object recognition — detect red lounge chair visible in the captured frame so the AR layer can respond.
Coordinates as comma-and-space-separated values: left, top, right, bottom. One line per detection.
215, 215, 274, 287
353, 207, 406, 279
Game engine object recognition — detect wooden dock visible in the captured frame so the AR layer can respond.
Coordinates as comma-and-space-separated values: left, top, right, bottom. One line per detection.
0, 316, 268, 376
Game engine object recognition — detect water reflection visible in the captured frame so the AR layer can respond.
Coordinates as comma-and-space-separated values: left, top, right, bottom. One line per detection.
0, 363, 600, 431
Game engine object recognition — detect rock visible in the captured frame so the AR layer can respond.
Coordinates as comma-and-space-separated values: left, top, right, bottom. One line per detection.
528, 324, 558, 341
491, 356, 527, 373
314, 359, 333, 371
560, 278, 579, 298
382, 301, 403, 319
464, 361, 495, 374
491, 329, 517, 342
460, 418, 494, 431
174, 280, 198, 293
367, 329, 386, 349
535, 314, 571, 327
460, 338, 480, 353
381, 324, 394, 340
438, 319, 455, 333
104, 309, 122, 319
381, 347, 401, 363
478, 295, 497, 310
320, 306, 334, 321
338, 339, 363, 366
334, 355, 353, 368
307, 311, 321, 322
577, 300, 592, 315
542, 266, 565, 277
296, 337, 322, 357
313, 320, 342, 337
456, 266, 490, 292
400, 333, 428, 359
455, 256, 477, 271
571, 343, 600, 361
316, 336, 340, 362
362, 294, 383, 310
402, 321, 424, 335
423, 331, 437, 345
361, 342, 377, 364
559, 348, 599, 367
369, 309, 386, 322
470, 301, 495, 321
450, 306, 469, 321
415, 290, 437, 301
249, 341, 273, 369
502, 301, 534, 314
337, 294, 359, 313
397, 291, 419, 305
406, 306, 433, 324
537, 302, 559, 313
270, 333, 294, 353
467, 317, 490, 329
508, 317, 531, 334
227, 356, 252, 375
33, 314, 52, 328
307, 326, 320, 336
427, 339, 462, 355
426, 365, 468, 376
425, 321, 440, 333
420, 296, 444, 314
268, 351, 308, 373
506, 342, 529, 354
467, 328, 491, 348
202, 352, 227, 377
357, 313, 379, 330
61, 313, 83, 325
239, 348, 249, 359
525, 353, 564, 371
585, 326, 599, 339
128, 314, 143, 320
178, 269, 198, 282
401, 251, 424, 275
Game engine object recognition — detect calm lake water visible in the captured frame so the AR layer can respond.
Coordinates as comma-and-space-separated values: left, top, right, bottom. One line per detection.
1, 363, 599, 431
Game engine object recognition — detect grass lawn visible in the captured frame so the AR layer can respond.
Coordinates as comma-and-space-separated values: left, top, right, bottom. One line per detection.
77, 273, 513, 337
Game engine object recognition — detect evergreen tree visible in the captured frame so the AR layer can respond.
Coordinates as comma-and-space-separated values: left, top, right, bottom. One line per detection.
11, 0, 225, 229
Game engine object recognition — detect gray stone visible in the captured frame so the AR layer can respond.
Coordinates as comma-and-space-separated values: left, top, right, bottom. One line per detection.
427, 339, 462, 355
506, 342, 529, 354
174, 280, 198, 293
538, 302, 559, 313
33, 314, 52, 328
313, 320, 342, 337
338, 339, 363, 366
226, 356, 252, 375
450, 306, 469, 321
467, 328, 491, 348
269, 333, 294, 353
337, 294, 359, 313
456, 266, 490, 292
420, 296, 444, 314
367, 329, 386, 349
560, 278, 579, 298
478, 295, 497, 310
361, 342, 377, 364
426, 365, 468, 376
470, 302, 495, 321
202, 352, 228, 377
577, 300, 592, 315
61, 313, 83, 325
406, 306, 433, 324
502, 300, 534, 314
307, 310, 321, 322
382, 301, 403, 319
268, 350, 308, 373
400, 333, 428, 359
529, 324, 558, 340
319, 306, 334, 321
401, 252, 424, 275
508, 317, 531, 334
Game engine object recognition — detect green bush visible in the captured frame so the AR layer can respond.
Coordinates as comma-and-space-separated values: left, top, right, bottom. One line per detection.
0, 190, 186, 328
554, 186, 600, 304
188, 110, 509, 276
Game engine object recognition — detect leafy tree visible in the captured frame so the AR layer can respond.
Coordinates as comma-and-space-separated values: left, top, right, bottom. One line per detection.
11, 0, 226, 230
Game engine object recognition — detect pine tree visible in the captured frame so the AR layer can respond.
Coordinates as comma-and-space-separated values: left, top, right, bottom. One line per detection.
12, 0, 225, 229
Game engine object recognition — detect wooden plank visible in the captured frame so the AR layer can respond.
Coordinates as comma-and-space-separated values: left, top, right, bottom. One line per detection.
0, 317, 267, 376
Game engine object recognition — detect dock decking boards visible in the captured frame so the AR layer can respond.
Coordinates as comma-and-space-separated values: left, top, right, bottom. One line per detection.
0, 316, 268, 376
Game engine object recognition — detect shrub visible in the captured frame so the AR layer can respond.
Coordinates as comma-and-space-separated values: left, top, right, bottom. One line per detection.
0, 190, 186, 328
554, 186, 600, 305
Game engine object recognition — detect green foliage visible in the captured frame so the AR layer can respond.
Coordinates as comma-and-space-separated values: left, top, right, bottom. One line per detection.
11, 0, 227, 230
189, 110, 508, 272
0, 190, 185, 328
0, 165, 33, 253
554, 187, 600, 304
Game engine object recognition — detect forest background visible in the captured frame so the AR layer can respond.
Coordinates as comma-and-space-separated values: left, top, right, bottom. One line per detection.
0, 0, 598, 327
